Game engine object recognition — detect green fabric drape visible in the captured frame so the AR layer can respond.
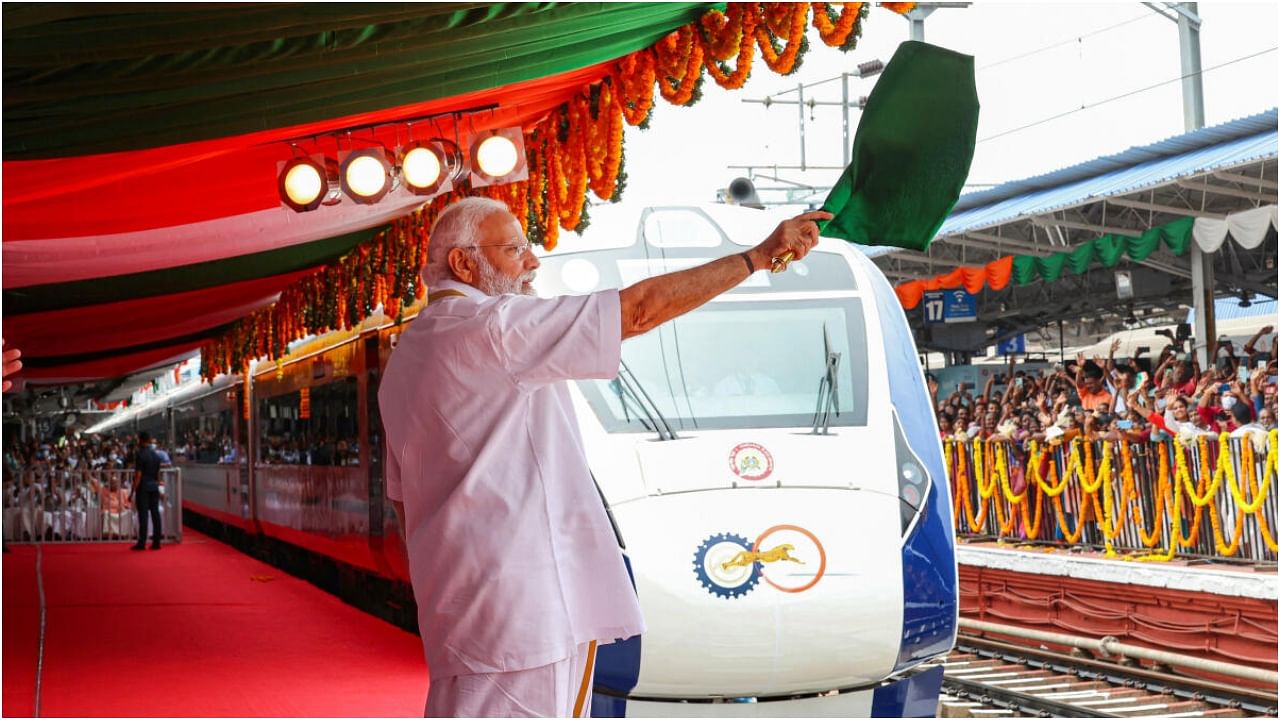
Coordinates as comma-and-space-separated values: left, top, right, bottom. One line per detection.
3, 3, 713, 158
818, 41, 980, 252
1006, 215, 1197, 286
1011, 255, 1038, 285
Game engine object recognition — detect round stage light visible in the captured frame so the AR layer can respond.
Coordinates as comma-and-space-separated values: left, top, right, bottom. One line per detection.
400, 143, 445, 195
278, 157, 328, 212
340, 149, 393, 204
474, 134, 519, 177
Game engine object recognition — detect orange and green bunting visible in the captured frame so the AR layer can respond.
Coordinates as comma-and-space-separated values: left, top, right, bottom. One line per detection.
893, 216, 1196, 309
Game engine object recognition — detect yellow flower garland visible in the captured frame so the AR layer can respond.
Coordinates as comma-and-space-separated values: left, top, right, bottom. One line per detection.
942, 430, 1278, 561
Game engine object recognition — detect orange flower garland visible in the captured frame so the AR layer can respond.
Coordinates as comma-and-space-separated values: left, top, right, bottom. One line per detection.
699, 4, 757, 90
811, 3, 866, 48
755, 3, 810, 75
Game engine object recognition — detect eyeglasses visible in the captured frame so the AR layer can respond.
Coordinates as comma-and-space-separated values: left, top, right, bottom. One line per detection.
460, 242, 533, 258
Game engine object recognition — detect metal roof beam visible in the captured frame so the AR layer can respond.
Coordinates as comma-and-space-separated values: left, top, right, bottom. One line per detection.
1177, 178, 1278, 202
1211, 170, 1278, 190
882, 253, 963, 268
1032, 216, 1143, 237
1105, 197, 1226, 219
956, 231, 1060, 258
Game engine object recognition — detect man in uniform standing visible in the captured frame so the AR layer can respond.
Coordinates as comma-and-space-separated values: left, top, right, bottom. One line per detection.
130, 431, 164, 551
379, 196, 827, 717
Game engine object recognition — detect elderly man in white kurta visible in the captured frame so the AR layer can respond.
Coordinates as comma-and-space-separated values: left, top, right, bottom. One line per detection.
379, 196, 828, 718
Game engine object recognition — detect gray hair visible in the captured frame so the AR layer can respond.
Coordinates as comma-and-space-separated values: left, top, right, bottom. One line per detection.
421, 196, 513, 287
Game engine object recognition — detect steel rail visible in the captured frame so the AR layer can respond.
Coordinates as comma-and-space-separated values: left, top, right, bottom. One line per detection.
956, 634, 1279, 717
942, 672, 1117, 717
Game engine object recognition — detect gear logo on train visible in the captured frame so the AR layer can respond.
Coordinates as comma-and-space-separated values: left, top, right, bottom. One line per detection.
693, 525, 827, 598
728, 442, 774, 481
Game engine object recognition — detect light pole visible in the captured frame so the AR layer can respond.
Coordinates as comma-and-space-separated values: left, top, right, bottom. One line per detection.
1146, 2, 1214, 365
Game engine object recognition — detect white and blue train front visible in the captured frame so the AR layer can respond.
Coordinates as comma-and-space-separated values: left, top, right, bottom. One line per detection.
532, 204, 957, 717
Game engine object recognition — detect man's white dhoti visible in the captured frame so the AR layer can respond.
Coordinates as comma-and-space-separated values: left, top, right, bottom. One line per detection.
426, 641, 597, 718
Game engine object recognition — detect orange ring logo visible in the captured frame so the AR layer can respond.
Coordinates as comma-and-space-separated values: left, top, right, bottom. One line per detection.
752, 524, 826, 593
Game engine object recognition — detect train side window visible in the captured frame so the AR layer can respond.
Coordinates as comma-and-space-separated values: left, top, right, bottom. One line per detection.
257, 379, 360, 466
174, 399, 233, 464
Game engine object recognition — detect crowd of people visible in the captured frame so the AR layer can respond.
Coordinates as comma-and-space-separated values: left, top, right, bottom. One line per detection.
2, 432, 170, 543
928, 326, 1279, 450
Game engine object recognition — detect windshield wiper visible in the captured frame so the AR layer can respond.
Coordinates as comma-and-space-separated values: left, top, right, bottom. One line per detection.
609, 377, 656, 434
618, 359, 679, 441
811, 323, 841, 435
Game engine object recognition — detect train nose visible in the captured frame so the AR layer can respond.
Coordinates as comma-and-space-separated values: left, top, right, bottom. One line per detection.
608, 487, 907, 699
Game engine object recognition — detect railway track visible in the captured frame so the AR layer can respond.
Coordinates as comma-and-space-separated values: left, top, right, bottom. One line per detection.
930, 635, 1278, 718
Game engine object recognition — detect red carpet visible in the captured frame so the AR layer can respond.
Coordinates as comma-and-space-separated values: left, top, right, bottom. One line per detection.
2, 532, 427, 717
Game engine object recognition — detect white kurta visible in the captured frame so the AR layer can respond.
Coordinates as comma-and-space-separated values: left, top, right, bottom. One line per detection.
379, 279, 645, 680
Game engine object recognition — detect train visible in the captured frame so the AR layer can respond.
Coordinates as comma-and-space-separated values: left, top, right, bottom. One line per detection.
105, 203, 957, 717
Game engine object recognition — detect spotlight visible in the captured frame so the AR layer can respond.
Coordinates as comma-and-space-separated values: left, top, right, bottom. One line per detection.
469, 127, 527, 187
399, 140, 463, 196
340, 148, 394, 204
278, 155, 333, 212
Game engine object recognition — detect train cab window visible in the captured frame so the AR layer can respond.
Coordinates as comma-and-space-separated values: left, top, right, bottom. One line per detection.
578, 297, 869, 432
258, 377, 360, 466
643, 209, 724, 248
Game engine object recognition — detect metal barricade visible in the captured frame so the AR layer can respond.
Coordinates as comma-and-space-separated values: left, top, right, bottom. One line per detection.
945, 431, 1278, 564
3, 466, 183, 545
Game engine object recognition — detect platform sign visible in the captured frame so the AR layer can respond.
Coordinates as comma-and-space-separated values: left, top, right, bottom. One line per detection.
943, 290, 977, 323
997, 334, 1026, 355
923, 289, 976, 324
922, 291, 946, 325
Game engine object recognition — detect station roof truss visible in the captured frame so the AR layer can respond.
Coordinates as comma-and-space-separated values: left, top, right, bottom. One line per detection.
874, 109, 1279, 353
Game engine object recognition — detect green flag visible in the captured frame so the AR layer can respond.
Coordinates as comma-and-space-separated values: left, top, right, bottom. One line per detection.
819, 41, 979, 251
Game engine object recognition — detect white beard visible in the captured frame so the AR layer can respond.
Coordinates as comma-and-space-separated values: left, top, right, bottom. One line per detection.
475, 255, 535, 296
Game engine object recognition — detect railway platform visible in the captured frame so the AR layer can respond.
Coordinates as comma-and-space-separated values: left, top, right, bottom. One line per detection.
2, 529, 427, 717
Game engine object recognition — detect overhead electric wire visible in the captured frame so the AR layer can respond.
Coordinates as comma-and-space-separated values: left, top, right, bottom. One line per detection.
977, 46, 1278, 144
977, 12, 1156, 72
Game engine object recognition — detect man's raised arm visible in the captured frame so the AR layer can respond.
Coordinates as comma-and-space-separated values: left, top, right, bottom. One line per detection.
618, 211, 831, 340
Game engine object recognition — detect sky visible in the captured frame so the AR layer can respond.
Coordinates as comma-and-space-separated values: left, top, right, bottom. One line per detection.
620, 2, 1279, 208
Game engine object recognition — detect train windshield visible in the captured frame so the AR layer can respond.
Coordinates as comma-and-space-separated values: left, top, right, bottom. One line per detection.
577, 297, 869, 432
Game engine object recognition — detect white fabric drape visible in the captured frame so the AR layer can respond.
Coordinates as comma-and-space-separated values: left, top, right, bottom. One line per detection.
1192, 204, 1277, 252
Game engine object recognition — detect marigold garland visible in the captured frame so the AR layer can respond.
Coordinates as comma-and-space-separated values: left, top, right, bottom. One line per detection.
811, 3, 866, 48
949, 432, 1278, 562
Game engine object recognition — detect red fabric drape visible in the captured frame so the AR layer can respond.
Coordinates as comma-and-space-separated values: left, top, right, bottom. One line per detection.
3, 63, 611, 242
17, 344, 207, 383
4, 269, 316, 358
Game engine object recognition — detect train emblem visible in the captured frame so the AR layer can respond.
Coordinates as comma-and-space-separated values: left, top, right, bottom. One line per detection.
693, 525, 827, 599
728, 442, 774, 481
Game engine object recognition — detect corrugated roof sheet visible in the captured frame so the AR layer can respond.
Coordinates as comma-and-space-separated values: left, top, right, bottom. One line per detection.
939, 109, 1278, 237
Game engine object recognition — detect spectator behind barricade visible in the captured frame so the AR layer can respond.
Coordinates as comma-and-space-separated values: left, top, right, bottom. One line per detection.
1074, 354, 1113, 412
1228, 401, 1267, 450
1242, 325, 1275, 366
91, 474, 131, 540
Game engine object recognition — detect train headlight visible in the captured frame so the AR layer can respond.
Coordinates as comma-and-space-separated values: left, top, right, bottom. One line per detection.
892, 410, 932, 536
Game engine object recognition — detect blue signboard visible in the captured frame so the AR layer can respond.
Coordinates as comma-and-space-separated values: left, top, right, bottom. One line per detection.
943, 290, 976, 323
997, 335, 1026, 355
922, 289, 977, 324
